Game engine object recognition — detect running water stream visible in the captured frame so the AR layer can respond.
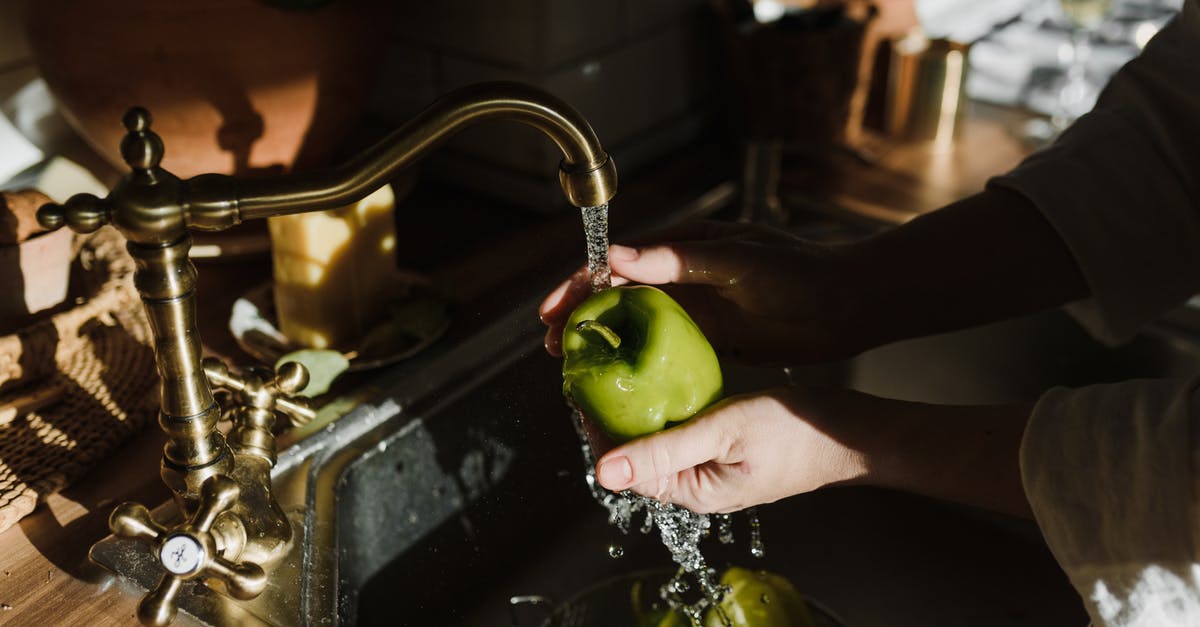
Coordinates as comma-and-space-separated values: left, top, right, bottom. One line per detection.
580, 204, 611, 292
574, 204, 765, 625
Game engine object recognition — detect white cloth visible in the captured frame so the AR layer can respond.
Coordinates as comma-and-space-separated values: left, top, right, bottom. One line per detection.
992, 2, 1200, 625
1023, 381, 1200, 626
916, 0, 1033, 42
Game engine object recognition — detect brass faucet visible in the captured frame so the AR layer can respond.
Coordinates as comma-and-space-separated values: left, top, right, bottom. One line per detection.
36, 81, 618, 626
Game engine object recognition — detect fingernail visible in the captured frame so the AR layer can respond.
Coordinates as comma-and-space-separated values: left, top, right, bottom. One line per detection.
609, 245, 639, 262
597, 456, 633, 488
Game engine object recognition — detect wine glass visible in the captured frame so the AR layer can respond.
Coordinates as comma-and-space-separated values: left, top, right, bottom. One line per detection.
1052, 0, 1113, 127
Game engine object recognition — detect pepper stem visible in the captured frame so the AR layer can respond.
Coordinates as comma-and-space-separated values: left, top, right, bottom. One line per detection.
576, 320, 621, 349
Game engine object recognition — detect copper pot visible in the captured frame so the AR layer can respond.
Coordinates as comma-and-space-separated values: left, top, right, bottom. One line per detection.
0, 190, 72, 335
24, 0, 391, 177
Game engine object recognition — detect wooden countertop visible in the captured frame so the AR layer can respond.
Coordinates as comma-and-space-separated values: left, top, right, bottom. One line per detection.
0, 102, 1042, 626
782, 101, 1039, 228
0, 255, 270, 626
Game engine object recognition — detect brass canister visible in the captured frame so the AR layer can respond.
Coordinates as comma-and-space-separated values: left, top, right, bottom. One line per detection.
886, 35, 970, 147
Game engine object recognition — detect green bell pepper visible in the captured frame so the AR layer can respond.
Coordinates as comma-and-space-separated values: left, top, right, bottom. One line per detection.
633, 566, 820, 624
561, 285, 723, 443
642, 567, 819, 627
705, 567, 819, 627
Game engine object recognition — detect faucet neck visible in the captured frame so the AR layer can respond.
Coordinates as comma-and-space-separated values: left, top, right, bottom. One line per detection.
188, 81, 617, 225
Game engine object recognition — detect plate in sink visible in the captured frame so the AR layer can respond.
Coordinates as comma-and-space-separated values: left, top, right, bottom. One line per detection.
229, 281, 450, 372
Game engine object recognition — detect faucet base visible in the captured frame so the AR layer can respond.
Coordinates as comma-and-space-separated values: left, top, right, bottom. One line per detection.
90, 503, 307, 626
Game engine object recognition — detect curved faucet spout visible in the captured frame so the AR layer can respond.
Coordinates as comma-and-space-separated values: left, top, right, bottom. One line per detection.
189, 81, 618, 227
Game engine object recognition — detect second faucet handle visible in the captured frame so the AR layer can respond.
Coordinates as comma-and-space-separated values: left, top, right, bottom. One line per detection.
109, 475, 267, 626
203, 357, 317, 426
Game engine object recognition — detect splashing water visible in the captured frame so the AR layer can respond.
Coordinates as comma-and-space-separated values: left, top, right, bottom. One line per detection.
571, 202, 769, 626
640, 510, 655, 535
572, 412, 731, 625
716, 514, 735, 545
748, 508, 765, 559
581, 204, 611, 291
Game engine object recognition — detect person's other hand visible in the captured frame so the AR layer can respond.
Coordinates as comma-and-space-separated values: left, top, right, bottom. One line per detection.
539, 221, 860, 365
591, 386, 870, 513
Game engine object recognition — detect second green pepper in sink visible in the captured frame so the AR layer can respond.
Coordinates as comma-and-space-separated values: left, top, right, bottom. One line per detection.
561, 285, 723, 443
640, 567, 821, 627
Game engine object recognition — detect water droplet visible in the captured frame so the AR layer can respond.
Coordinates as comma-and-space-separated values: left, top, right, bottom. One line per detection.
716, 513, 735, 544
607, 544, 624, 558
748, 507, 766, 558
760, 593, 770, 605
640, 511, 655, 534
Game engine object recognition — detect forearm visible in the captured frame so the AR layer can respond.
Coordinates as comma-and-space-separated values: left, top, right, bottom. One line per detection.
833, 186, 1088, 350
812, 387, 1034, 517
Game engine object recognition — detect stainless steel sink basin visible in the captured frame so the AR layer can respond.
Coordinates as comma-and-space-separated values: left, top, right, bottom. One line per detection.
284, 293, 1095, 627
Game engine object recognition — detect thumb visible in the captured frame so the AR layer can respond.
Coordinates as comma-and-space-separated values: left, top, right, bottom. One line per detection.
595, 412, 729, 493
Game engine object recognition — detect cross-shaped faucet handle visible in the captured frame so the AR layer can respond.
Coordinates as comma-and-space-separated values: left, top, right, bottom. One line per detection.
108, 475, 267, 626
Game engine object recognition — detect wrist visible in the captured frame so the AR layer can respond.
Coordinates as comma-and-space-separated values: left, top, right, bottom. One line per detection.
859, 394, 1035, 517
777, 385, 876, 488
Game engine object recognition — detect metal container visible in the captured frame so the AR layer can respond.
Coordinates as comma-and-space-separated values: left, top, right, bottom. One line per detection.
885, 35, 970, 148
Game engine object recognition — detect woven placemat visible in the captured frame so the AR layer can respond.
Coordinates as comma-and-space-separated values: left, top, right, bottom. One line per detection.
0, 226, 157, 533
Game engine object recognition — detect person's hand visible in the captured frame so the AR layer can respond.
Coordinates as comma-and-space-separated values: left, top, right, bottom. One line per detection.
592, 386, 871, 513
543, 188, 1090, 366
592, 384, 1035, 517
540, 221, 861, 366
